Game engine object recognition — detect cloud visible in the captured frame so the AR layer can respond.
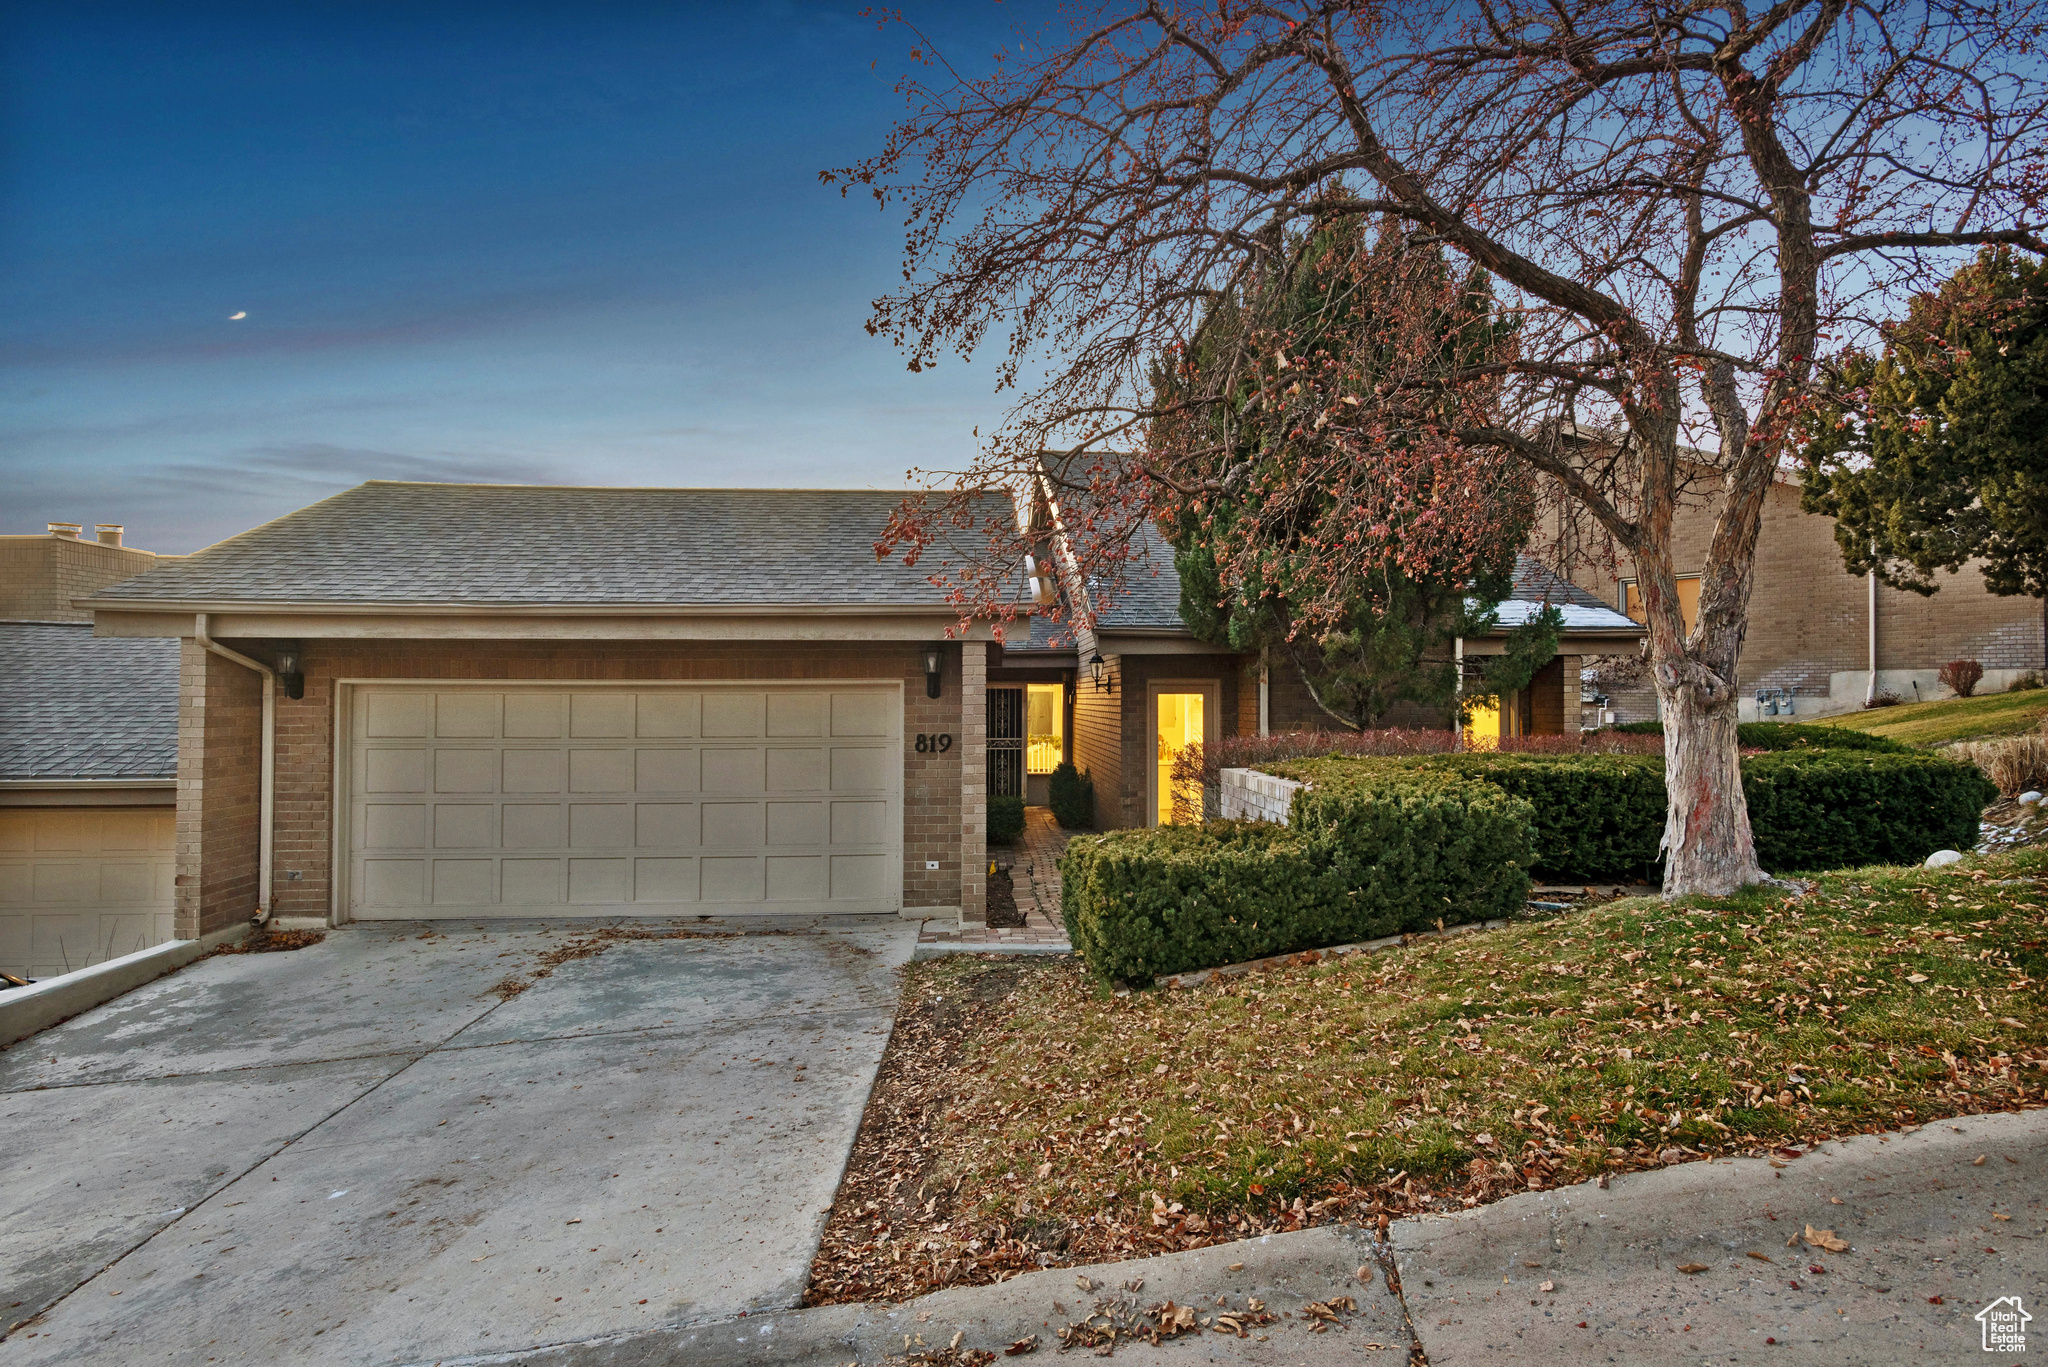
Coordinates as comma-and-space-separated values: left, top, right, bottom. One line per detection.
9, 443, 579, 552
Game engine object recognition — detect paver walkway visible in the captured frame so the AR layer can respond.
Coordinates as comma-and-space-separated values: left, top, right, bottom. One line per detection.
0, 916, 914, 1366
917, 806, 1074, 953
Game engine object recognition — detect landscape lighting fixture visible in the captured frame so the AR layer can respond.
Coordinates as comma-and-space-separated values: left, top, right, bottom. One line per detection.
922, 645, 944, 699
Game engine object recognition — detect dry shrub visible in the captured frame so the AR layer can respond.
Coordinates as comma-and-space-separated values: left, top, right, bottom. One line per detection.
1940, 659, 1986, 698
1953, 729, 2048, 796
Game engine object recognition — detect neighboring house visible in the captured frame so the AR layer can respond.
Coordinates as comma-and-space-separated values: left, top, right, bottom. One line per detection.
1556, 463, 2048, 722
1, 522, 180, 979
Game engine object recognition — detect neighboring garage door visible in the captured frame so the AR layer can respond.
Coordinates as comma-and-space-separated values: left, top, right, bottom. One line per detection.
346, 685, 902, 919
0, 808, 176, 979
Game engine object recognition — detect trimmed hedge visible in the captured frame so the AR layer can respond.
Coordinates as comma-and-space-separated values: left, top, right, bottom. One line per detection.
1745, 750, 1996, 872
1059, 766, 1532, 986
1414, 754, 1666, 883
988, 794, 1026, 846
1612, 719, 1912, 754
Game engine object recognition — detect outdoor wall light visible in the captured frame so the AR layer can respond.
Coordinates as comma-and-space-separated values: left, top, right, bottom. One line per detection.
273, 641, 306, 701
1063, 668, 1077, 707
922, 645, 944, 699
1089, 652, 1113, 694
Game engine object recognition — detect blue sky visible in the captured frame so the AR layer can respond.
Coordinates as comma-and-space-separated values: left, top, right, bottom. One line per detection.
0, 2, 1031, 552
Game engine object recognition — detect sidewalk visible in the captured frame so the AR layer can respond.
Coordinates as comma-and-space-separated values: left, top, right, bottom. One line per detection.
917, 806, 1073, 955
440, 1106, 2048, 1366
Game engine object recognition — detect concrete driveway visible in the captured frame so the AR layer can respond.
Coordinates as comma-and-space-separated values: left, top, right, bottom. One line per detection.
0, 917, 914, 1366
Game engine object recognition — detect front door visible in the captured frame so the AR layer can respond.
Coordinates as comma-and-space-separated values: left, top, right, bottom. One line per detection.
1152, 686, 1213, 825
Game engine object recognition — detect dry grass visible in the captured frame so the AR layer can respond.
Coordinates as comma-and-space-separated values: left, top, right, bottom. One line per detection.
1954, 726, 2048, 797
808, 847, 2048, 1304
1817, 687, 2048, 745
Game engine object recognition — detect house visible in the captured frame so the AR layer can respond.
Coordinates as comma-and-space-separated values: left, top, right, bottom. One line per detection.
64, 478, 1643, 940
2, 523, 181, 979
1554, 464, 2048, 722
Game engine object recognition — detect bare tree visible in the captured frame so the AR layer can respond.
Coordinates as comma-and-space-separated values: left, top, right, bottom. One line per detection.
833, 0, 2048, 895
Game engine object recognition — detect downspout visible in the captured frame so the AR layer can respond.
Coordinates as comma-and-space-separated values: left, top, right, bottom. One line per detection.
194, 613, 273, 925
1864, 557, 1879, 706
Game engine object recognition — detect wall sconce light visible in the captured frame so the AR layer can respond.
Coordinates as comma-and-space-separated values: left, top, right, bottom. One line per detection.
273, 641, 306, 701
1062, 668, 1076, 706
1089, 652, 1112, 693
922, 645, 944, 699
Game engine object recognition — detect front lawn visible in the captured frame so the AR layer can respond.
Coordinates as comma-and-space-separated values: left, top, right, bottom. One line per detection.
1814, 688, 2048, 745
806, 848, 2048, 1305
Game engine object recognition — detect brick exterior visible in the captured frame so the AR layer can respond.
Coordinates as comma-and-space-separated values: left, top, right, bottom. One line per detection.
1072, 652, 1244, 830
221, 638, 979, 923
1563, 477, 2047, 715
0, 534, 162, 622
176, 639, 263, 938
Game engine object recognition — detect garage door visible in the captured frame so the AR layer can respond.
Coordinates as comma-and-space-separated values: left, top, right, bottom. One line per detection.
346, 686, 902, 919
0, 808, 176, 979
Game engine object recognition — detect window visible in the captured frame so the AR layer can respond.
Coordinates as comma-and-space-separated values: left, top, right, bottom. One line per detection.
1621, 576, 1701, 633
1026, 683, 1063, 774
1155, 692, 1206, 825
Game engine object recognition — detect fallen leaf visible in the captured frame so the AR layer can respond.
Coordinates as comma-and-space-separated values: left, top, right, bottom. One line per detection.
1746, 1252, 1773, 1263
1995, 1214, 2012, 1222
1906, 973, 1929, 983
1973, 1155, 1988, 1166
1357, 1264, 1374, 1284
1036, 1162, 1052, 1179
1540, 1280, 1555, 1293
1228, 1262, 1244, 1271
1803, 1225, 1849, 1253
1006, 1334, 1039, 1356
1677, 1263, 1709, 1274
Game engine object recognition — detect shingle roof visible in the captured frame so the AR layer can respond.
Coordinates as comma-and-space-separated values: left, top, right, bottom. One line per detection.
1092, 520, 1185, 629
86, 482, 1006, 608
0, 623, 180, 779
1488, 557, 1642, 632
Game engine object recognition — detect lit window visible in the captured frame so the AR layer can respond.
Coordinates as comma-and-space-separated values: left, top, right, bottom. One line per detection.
1026, 683, 1063, 774
1621, 576, 1700, 633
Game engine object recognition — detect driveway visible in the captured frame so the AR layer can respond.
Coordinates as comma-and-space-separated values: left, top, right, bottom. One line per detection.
0, 917, 914, 1366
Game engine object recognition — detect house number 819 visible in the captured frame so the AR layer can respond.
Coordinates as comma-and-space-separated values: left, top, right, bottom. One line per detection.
914, 734, 954, 753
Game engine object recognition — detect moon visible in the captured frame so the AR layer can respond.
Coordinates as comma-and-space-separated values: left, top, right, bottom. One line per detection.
228, 311, 246, 320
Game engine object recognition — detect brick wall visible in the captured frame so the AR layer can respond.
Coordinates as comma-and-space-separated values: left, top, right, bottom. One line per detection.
958, 644, 987, 924
1562, 479, 2046, 706
248, 638, 975, 922
1071, 656, 1123, 829
176, 640, 263, 938
0, 535, 160, 622
1084, 653, 1243, 830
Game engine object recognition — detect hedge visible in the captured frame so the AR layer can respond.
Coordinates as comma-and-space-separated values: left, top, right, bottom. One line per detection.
1414, 754, 1665, 883
1059, 765, 1532, 986
1611, 719, 1912, 754
1744, 750, 1996, 872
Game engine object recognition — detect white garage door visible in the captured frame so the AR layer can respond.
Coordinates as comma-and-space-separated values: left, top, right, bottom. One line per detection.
346, 685, 902, 919
0, 808, 176, 979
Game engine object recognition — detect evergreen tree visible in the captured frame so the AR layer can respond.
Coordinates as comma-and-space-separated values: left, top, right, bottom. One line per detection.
1801, 247, 2048, 602
1153, 217, 1546, 728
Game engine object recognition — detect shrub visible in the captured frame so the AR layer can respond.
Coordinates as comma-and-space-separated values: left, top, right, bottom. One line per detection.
1744, 751, 1996, 871
987, 794, 1026, 846
1863, 687, 1904, 708
1060, 766, 1533, 986
1940, 659, 1986, 698
1605, 720, 1911, 754
1414, 753, 1666, 882
1047, 761, 1096, 829
1952, 733, 2048, 796
2009, 671, 2043, 693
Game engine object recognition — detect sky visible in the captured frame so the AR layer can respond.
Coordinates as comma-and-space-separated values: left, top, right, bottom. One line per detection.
0, 2, 1036, 553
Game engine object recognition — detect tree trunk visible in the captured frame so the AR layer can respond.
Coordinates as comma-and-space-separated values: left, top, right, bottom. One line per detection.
1656, 679, 1765, 896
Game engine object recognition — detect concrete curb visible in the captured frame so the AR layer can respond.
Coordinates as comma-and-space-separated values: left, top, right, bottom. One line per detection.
912, 942, 1073, 959
414, 1224, 1409, 1367
0, 921, 249, 1047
